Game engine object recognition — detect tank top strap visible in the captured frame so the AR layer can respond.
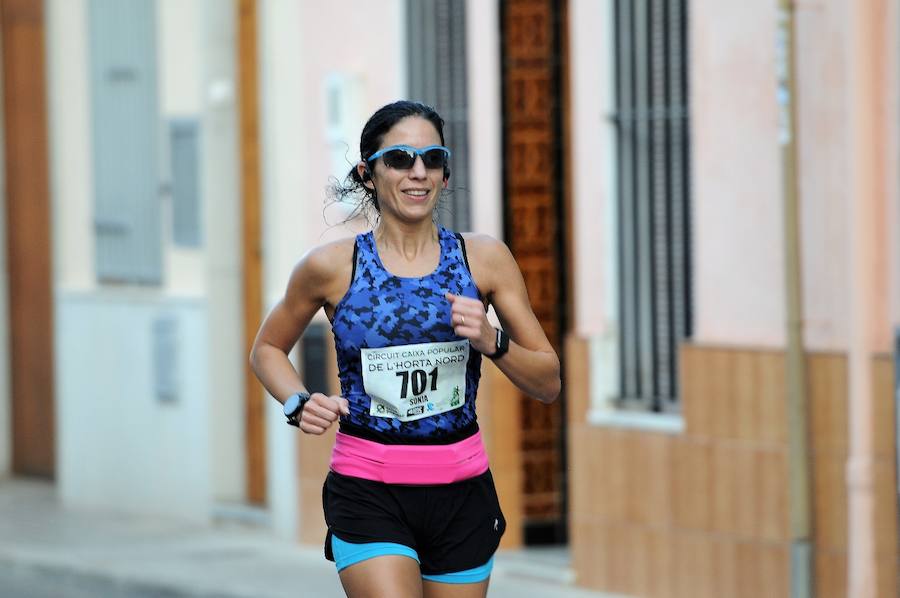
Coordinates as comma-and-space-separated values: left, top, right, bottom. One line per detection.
437, 225, 466, 270
351, 230, 381, 276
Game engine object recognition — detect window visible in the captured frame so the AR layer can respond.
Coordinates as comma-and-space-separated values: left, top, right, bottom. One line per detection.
613, 0, 692, 412
406, 0, 471, 231
169, 119, 202, 248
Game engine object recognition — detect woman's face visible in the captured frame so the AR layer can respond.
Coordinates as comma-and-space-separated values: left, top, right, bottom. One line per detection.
361, 116, 446, 225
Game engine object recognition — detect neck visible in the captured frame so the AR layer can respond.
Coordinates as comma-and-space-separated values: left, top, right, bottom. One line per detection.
373, 218, 439, 259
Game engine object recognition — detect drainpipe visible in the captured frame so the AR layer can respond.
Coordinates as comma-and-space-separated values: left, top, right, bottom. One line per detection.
776, 3, 814, 598
845, 1, 880, 596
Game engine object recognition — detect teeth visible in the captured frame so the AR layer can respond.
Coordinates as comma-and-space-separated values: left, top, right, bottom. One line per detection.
405, 190, 428, 196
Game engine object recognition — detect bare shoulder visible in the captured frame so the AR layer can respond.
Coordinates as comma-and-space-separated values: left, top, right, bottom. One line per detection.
298, 236, 356, 278
458, 232, 521, 296
459, 232, 515, 268
287, 236, 357, 304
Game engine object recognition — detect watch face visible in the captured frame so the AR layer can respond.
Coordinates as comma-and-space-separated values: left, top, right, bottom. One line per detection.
283, 394, 301, 416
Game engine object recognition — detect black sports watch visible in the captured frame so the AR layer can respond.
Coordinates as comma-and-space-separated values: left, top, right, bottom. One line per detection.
485, 328, 510, 360
283, 392, 311, 427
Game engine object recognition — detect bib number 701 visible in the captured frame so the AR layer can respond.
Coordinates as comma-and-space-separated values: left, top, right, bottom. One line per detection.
396, 367, 438, 398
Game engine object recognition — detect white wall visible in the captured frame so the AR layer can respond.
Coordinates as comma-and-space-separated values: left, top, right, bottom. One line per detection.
56, 294, 211, 522
160, 0, 206, 296
48, 0, 94, 292
46, 0, 238, 520
200, 0, 246, 505
466, 0, 503, 240
258, 0, 304, 541
568, 0, 621, 418
49, 0, 209, 296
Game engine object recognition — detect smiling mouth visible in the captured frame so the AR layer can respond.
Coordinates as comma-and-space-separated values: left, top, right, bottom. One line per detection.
402, 189, 430, 198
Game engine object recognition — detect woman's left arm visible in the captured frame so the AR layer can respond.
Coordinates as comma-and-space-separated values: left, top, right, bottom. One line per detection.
446, 234, 560, 403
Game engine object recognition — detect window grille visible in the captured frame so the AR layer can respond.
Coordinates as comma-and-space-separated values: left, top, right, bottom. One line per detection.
613, 0, 692, 412
406, 0, 471, 231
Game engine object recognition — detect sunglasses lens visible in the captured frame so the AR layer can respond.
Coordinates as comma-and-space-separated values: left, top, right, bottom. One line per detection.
376, 147, 448, 170
382, 149, 416, 169
422, 149, 448, 169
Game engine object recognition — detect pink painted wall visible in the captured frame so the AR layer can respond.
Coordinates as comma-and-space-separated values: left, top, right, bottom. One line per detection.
795, 2, 852, 352
568, 0, 900, 355
568, 0, 612, 338
690, 0, 786, 348
298, 0, 406, 247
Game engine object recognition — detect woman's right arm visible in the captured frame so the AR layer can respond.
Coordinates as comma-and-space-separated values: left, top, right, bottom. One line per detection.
249, 240, 353, 434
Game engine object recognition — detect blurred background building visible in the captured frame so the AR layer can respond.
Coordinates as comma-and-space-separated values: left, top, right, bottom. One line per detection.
0, 0, 898, 597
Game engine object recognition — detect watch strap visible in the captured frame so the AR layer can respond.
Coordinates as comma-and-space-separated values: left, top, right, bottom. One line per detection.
485, 328, 509, 360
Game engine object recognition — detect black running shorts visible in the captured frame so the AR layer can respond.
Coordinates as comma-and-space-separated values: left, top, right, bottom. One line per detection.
322, 468, 507, 575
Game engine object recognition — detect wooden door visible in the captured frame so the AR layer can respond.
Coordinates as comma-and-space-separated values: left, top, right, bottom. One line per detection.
501, 0, 568, 543
2, 0, 54, 478
237, 0, 266, 505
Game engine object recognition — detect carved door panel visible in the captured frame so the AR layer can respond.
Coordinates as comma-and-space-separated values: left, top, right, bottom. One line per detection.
502, 0, 567, 542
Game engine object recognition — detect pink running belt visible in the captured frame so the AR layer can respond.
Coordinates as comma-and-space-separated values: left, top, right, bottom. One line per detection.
330, 430, 489, 485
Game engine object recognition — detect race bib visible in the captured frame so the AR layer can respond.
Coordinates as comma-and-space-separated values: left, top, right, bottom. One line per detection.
361, 340, 469, 422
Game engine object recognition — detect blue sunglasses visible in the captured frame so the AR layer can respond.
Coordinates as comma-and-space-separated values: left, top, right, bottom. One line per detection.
366, 145, 451, 170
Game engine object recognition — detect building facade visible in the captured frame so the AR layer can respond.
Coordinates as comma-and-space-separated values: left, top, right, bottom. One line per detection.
1, 1, 898, 597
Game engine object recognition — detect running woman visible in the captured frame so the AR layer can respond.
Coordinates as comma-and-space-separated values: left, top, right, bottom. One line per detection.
250, 100, 560, 598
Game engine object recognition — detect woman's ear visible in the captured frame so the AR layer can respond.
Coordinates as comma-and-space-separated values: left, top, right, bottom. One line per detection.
357, 161, 374, 189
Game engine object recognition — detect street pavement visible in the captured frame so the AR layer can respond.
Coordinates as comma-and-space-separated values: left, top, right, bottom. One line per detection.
0, 478, 622, 598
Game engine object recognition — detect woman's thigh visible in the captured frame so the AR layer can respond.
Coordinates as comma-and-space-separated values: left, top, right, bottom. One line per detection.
338, 554, 423, 598
422, 578, 490, 598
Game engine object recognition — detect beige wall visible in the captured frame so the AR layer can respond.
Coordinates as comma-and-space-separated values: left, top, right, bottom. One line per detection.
564, 0, 900, 596
567, 339, 898, 597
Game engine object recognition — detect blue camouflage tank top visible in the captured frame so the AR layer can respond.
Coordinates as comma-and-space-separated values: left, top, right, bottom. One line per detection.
330, 226, 483, 444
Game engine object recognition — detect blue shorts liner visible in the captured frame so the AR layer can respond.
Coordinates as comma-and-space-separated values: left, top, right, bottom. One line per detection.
422, 558, 494, 584
331, 534, 494, 583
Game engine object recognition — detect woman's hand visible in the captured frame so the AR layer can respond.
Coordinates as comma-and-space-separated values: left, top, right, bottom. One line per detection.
299, 393, 350, 435
446, 292, 495, 355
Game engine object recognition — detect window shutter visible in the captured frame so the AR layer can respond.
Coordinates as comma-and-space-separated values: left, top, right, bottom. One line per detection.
89, 0, 162, 284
